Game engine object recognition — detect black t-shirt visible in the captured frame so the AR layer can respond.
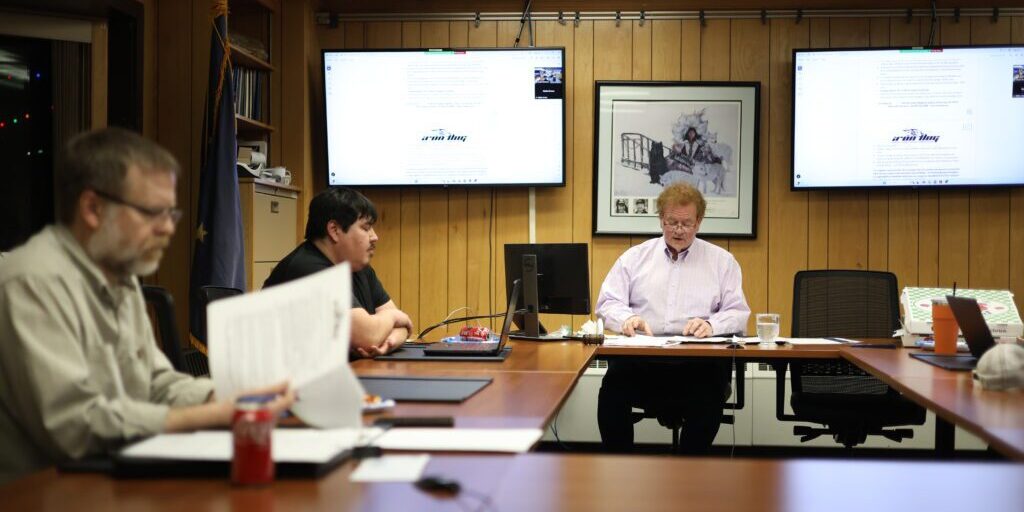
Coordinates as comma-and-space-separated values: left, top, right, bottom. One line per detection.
262, 240, 390, 311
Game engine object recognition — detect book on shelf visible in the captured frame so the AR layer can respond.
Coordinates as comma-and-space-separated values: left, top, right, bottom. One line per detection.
232, 66, 268, 123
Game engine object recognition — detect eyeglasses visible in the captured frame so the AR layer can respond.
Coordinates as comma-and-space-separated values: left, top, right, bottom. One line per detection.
661, 218, 698, 232
92, 189, 183, 225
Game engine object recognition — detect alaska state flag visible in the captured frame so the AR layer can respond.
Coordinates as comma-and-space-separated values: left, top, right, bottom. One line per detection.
189, 2, 246, 344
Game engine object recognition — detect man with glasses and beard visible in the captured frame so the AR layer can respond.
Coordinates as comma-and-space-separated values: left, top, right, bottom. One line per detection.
595, 182, 750, 454
0, 128, 293, 484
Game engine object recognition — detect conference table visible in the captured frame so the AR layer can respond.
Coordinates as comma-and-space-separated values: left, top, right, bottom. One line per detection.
5, 453, 1022, 512
597, 338, 1024, 461
4, 338, 1023, 510
358, 340, 598, 374
351, 341, 597, 428
842, 345, 1024, 460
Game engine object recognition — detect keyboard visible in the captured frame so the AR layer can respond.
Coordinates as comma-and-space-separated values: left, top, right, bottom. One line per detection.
423, 342, 500, 356
909, 353, 978, 371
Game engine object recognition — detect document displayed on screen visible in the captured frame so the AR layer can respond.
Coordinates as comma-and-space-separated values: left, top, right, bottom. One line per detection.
323, 48, 565, 186
792, 46, 1024, 188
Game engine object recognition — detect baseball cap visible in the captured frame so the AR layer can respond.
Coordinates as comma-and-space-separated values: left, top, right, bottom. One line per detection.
973, 343, 1024, 391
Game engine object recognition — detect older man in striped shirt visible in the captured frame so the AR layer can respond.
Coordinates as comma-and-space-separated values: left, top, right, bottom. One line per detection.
596, 182, 750, 454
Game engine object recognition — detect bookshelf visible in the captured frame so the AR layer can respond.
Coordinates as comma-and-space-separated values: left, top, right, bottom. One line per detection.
230, 0, 274, 144
230, 0, 296, 289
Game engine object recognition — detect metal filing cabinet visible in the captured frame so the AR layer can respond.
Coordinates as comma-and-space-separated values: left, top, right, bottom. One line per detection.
239, 178, 298, 290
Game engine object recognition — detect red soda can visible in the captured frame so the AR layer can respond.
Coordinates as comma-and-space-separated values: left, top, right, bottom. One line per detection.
231, 397, 275, 485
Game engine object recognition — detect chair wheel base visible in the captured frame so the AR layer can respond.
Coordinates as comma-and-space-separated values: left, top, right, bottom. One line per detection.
793, 425, 915, 448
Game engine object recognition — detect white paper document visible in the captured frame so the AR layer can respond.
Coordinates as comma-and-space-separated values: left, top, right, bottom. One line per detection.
602, 335, 678, 347
375, 428, 543, 453
734, 337, 843, 345
602, 335, 731, 347
780, 337, 842, 345
207, 263, 365, 428
120, 428, 384, 463
670, 336, 732, 344
350, 455, 431, 482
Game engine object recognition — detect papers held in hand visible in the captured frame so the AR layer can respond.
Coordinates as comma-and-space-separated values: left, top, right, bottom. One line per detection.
206, 262, 365, 428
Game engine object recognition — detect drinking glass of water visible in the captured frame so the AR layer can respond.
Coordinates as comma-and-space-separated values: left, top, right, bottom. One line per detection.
756, 313, 780, 346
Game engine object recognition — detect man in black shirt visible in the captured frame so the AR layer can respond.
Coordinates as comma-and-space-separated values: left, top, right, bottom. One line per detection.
263, 188, 411, 357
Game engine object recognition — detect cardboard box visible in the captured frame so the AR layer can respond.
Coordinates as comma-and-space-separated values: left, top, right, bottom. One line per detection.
901, 287, 1023, 338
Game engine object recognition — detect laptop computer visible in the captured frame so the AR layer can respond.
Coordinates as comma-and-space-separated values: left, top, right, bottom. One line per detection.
422, 280, 519, 357
910, 295, 997, 371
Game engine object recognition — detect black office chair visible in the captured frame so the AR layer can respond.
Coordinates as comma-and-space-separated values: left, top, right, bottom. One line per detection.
630, 362, 745, 453
773, 270, 926, 448
193, 285, 244, 344
142, 286, 187, 372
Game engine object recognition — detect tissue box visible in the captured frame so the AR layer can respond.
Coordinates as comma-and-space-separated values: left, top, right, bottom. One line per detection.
901, 287, 1023, 338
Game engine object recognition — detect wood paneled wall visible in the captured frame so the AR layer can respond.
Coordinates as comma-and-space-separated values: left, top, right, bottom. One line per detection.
147, 0, 313, 340
315, 14, 1024, 339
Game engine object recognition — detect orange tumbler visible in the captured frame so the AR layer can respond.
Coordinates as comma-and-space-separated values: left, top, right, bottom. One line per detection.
931, 299, 959, 355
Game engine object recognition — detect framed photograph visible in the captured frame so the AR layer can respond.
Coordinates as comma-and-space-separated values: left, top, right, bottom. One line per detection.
592, 81, 760, 237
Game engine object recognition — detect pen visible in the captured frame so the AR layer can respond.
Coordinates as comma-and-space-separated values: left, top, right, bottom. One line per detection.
825, 337, 860, 344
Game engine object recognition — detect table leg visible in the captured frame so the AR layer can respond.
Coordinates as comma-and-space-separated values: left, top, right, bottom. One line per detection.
935, 416, 955, 457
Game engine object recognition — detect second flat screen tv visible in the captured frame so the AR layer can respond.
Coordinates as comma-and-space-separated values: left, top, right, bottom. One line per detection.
322, 48, 566, 187
792, 45, 1024, 189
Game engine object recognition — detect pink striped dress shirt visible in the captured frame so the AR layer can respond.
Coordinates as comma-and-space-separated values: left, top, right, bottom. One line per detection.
596, 236, 750, 336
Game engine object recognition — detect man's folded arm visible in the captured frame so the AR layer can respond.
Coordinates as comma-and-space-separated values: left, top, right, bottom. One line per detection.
351, 307, 409, 349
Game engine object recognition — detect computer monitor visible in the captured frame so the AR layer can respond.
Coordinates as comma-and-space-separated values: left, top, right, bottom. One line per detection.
503, 243, 590, 338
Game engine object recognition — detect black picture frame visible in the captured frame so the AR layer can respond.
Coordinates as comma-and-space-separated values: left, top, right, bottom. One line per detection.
592, 81, 760, 237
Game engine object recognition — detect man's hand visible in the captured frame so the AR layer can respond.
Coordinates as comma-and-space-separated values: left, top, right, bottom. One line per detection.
170, 381, 295, 432
353, 309, 412, 358
683, 318, 713, 338
379, 331, 407, 353
239, 381, 296, 417
215, 381, 295, 424
622, 315, 653, 336
358, 331, 406, 358
389, 309, 413, 331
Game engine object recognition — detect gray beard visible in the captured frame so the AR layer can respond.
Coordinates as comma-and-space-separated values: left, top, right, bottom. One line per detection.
86, 215, 161, 277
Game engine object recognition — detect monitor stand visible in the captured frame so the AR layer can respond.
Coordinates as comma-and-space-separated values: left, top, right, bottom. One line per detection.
510, 254, 568, 341
510, 313, 556, 340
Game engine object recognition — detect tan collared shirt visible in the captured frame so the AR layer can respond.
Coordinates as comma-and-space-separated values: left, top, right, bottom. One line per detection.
0, 225, 214, 483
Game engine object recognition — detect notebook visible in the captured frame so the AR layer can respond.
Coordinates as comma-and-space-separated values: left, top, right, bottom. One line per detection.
910, 295, 997, 371
423, 280, 519, 357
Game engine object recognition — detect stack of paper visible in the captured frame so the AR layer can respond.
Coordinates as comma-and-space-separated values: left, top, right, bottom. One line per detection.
603, 335, 735, 347
350, 455, 430, 482
601, 335, 677, 347
121, 428, 383, 463
121, 427, 545, 462
779, 337, 843, 345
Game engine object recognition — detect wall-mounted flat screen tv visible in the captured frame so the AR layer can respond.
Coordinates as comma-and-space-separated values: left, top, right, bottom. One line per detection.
792, 45, 1024, 190
322, 47, 565, 187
